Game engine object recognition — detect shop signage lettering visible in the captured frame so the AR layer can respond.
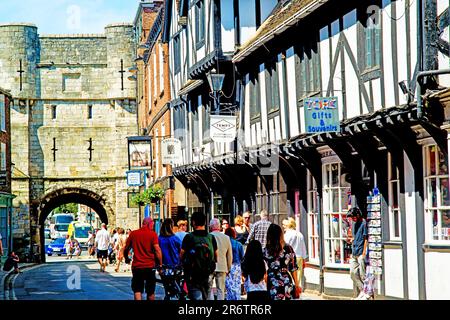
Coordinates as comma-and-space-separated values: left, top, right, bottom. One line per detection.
126, 170, 142, 187
304, 97, 340, 133
210, 115, 237, 143
161, 138, 182, 165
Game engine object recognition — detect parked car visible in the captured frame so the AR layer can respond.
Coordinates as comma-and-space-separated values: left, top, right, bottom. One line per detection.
46, 238, 67, 256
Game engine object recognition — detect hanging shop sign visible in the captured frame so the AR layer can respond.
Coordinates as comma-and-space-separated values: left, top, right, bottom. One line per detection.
161, 138, 182, 165
127, 136, 152, 171
126, 170, 143, 187
210, 115, 237, 143
304, 97, 340, 133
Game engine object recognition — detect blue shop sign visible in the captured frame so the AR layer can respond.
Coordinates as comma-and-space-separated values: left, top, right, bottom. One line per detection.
304, 97, 340, 133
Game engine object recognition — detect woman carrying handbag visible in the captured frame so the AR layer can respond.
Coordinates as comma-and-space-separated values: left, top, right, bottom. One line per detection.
264, 224, 301, 300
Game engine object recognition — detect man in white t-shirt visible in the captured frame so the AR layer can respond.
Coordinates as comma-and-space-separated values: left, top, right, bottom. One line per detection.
95, 223, 111, 272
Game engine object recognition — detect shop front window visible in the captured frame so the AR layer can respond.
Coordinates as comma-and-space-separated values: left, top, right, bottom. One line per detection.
424, 144, 450, 242
307, 171, 320, 263
323, 162, 352, 265
388, 153, 401, 241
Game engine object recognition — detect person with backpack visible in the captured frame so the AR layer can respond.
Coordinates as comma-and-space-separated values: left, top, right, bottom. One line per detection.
208, 218, 233, 300
180, 212, 217, 300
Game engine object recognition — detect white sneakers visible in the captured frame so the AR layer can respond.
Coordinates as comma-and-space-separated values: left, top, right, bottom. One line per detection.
353, 291, 373, 300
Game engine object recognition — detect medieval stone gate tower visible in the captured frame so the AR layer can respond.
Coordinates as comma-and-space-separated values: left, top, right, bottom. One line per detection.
0, 23, 140, 259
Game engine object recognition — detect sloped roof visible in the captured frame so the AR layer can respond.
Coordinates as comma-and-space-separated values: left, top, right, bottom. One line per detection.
233, 0, 329, 63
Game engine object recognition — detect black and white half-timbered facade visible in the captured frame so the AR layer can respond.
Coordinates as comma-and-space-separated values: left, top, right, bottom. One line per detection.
165, 0, 450, 299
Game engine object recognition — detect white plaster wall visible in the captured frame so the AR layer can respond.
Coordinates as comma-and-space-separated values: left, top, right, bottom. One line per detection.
404, 151, 420, 300
324, 271, 353, 290
304, 267, 320, 286
425, 251, 450, 299
384, 248, 405, 298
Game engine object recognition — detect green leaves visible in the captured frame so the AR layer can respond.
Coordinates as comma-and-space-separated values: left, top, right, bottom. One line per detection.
131, 185, 165, 205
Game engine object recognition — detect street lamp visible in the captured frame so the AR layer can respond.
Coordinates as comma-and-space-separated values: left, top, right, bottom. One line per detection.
206, 70, 225, 115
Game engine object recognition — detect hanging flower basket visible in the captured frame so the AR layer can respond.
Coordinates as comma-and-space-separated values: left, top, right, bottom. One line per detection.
131, 185, 165, 206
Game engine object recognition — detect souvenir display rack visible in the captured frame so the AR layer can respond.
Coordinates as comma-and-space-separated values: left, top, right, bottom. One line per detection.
367, 192, 382, 276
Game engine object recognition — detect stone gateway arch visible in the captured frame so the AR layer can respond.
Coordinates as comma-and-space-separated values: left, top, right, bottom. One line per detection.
0, 23, 141, 261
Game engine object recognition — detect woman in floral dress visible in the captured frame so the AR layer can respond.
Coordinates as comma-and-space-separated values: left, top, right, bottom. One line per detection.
224, 227, 244, 300
264, 224, 301, 300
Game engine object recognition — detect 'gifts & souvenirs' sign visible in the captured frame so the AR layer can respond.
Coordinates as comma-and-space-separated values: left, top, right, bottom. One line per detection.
304, 97, 340, 133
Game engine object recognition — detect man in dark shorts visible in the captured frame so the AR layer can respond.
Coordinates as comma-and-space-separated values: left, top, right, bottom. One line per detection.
123, 217, 162, 300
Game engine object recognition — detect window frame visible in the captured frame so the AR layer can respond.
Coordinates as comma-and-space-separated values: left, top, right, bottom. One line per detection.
174, 34, 181, 74
195, 0, 205, 49
360, 10, 381, 73
248, 71, 261, 121
322, 162, 352, 267
423, 144, 450, 243
0, 94, 5, 132
307, 170, 320, 264
265, 57, 281, 116
388, 152, 402, 241
294, 42, 321, 102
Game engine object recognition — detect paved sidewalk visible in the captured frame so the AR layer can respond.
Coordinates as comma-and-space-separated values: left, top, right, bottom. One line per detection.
0, 262, 37, 300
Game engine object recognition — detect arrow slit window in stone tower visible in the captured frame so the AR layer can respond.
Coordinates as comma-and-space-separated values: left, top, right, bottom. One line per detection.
17, 59, 25, 91
88, 138, 94, 162
88, 105, 93, 119
119, 59, 125, 91
52, 138, 58, 162
51, 105, 57, 119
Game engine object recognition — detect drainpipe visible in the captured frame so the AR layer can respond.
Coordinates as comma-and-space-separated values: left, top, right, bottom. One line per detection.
416, 69, 450, 118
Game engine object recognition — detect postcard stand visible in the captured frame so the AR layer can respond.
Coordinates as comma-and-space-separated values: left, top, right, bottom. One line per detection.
367, 190, 383, 276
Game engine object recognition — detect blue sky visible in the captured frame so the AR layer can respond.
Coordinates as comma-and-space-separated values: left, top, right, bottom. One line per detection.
0, 0, 140, 34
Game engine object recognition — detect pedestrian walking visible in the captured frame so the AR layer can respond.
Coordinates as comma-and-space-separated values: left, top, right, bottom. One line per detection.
208, 218, 232, 300
264, 224, 301, 300
73, 240, 82, 259
87, 231, 95, 258
282, 217, 308, 292
64, 235, 72, 260
180, 212, 217, 300
241, 240, 270, 301
234, 215, 249, 246
346, 207, 369, 299
123, 217, 162, 300
175, 220, 188, 242
95, 223, 111, 272
221, 218, 229, 233
158, 218, 182, 267
224, 227, 244, 300
246, 210, 272, 249
115, 228, 127, 272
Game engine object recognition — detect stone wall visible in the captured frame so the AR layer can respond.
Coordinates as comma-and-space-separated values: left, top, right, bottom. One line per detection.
0, 23, 141, 247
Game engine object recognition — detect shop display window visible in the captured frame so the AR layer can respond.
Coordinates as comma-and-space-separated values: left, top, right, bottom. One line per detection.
424, 145, 450, 242
323, 162, 352, 265
388, 153, 401, 240
307, 171, 319, 263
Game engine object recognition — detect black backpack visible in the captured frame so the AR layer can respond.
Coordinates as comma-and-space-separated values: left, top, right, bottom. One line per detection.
185, 234, 215, 279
